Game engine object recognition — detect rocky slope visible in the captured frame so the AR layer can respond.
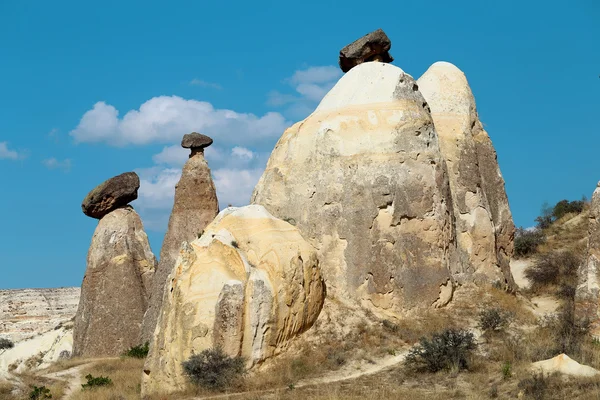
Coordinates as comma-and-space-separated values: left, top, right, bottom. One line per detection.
0, 287, 80, 343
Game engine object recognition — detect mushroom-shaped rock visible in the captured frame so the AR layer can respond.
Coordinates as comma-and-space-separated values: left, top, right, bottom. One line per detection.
339, 28, 393, 73
73, 207, 156, 357
142, 205, 325, 397
140, 134, 219, 342
532, 354, 600, 377
81, 172, 140, 219
181, 132, 213, 150
252, 62, 455, 317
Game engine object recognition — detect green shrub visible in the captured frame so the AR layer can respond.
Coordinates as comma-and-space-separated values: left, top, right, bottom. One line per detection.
552, 199, 585, 220
29, 385, 52, 400
525, 251, 581, 293
124, 342, 149, 358
514, 227, 545, 257
404, 329, 476, 373
478, 308, 511, 333
81, 374, 112, 390
0, 338, 14, 350
182, 347, 246, 391
501, 361, 512, 380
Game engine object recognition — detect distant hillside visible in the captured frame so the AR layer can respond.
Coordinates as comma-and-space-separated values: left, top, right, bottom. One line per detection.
0, 287, 80, 342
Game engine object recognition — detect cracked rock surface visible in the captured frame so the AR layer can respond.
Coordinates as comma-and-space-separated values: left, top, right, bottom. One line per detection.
142, 205, 325, 397
252, 62, 455, 316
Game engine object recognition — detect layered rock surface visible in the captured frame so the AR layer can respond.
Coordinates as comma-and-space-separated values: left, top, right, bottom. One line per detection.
73, 207, 156, 357
0, 287, 79, 343
252, 62, 455, 316
576, 182, 600, 334
141, 140, 219, 342
417, 62, 516, 289
142, 205, 325, 396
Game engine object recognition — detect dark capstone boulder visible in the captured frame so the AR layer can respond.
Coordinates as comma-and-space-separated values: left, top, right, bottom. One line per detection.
339, 29, 393, 73
82, 172, 140, 219
181, 132, 213, 150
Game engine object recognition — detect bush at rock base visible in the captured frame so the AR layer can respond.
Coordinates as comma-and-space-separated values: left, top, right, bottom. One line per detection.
182, 347, 246, 391
124, 342, 149, 358
404, 329, 477, 373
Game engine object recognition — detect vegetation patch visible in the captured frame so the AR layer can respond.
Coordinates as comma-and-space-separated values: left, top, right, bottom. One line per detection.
404, 328, 476, 373
123, 342, 149, 359
81, 374, 113, 390
182, 347, 246, 391
0, 338, 14, 350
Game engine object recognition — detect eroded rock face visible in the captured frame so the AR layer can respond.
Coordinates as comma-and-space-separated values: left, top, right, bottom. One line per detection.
142, 205, 325, 396
417, 62, 516, 289
73, 207, 156, 357
0, 287, 79, 343
339, 29, 393, 73
576, 182, 600, 333
141, 147, 219, 342
252, 62, 455, 317
81, 172, 140, 219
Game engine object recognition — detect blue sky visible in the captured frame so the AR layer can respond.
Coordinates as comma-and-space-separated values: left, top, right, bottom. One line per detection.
0, 0, 598, 289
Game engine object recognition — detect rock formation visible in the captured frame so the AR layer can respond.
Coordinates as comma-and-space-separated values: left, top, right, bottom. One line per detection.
0, 287, 79, 343
532, 354, 600, 377
73, 174, 156, 357
339, 29, 393, 73
141, 133, 219, 342
142, 205, 325, 396
81, 172, 140, 219
576, 182, 600, 334
417, 62, 516, 289
252, 62, 455, 317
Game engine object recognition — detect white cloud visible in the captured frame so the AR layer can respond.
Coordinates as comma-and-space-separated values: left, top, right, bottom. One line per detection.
0, 142, 19, 160
268, 65, 341, 119
133, 167, 182, 230
135, 144, 269, 231
70, 96, 290, 147
189, 79, 222, 90
231, 146, 254, 160
42, 158, 72, 171
213, 168, 264, 208
289, 66, 341, 85
152, 145, 189, 167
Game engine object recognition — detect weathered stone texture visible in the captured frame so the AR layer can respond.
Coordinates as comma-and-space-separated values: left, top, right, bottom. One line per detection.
252, 62, 455, 316
81, 172, 140, 219
142, 205, 325, 396
576, 183, 600, 334
73, 207, 156, 357
417, 61, 516, 289
141, 151, 219, 342
339, 29, 393, 73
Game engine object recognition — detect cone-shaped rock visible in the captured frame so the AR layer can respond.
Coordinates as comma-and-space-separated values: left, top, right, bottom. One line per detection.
73, 206, 156, 357
142, 205, 325, 397
141, 135, 219, 342
576, 182, 600, 334
252, 62, 455, 316
417, 62, 515, 289
81, 172, 140, 219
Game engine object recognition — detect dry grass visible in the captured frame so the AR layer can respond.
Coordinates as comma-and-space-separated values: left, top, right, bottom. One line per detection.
37, 356, 90, 374
70, 357, 145, 400
0, 372, 68, 400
